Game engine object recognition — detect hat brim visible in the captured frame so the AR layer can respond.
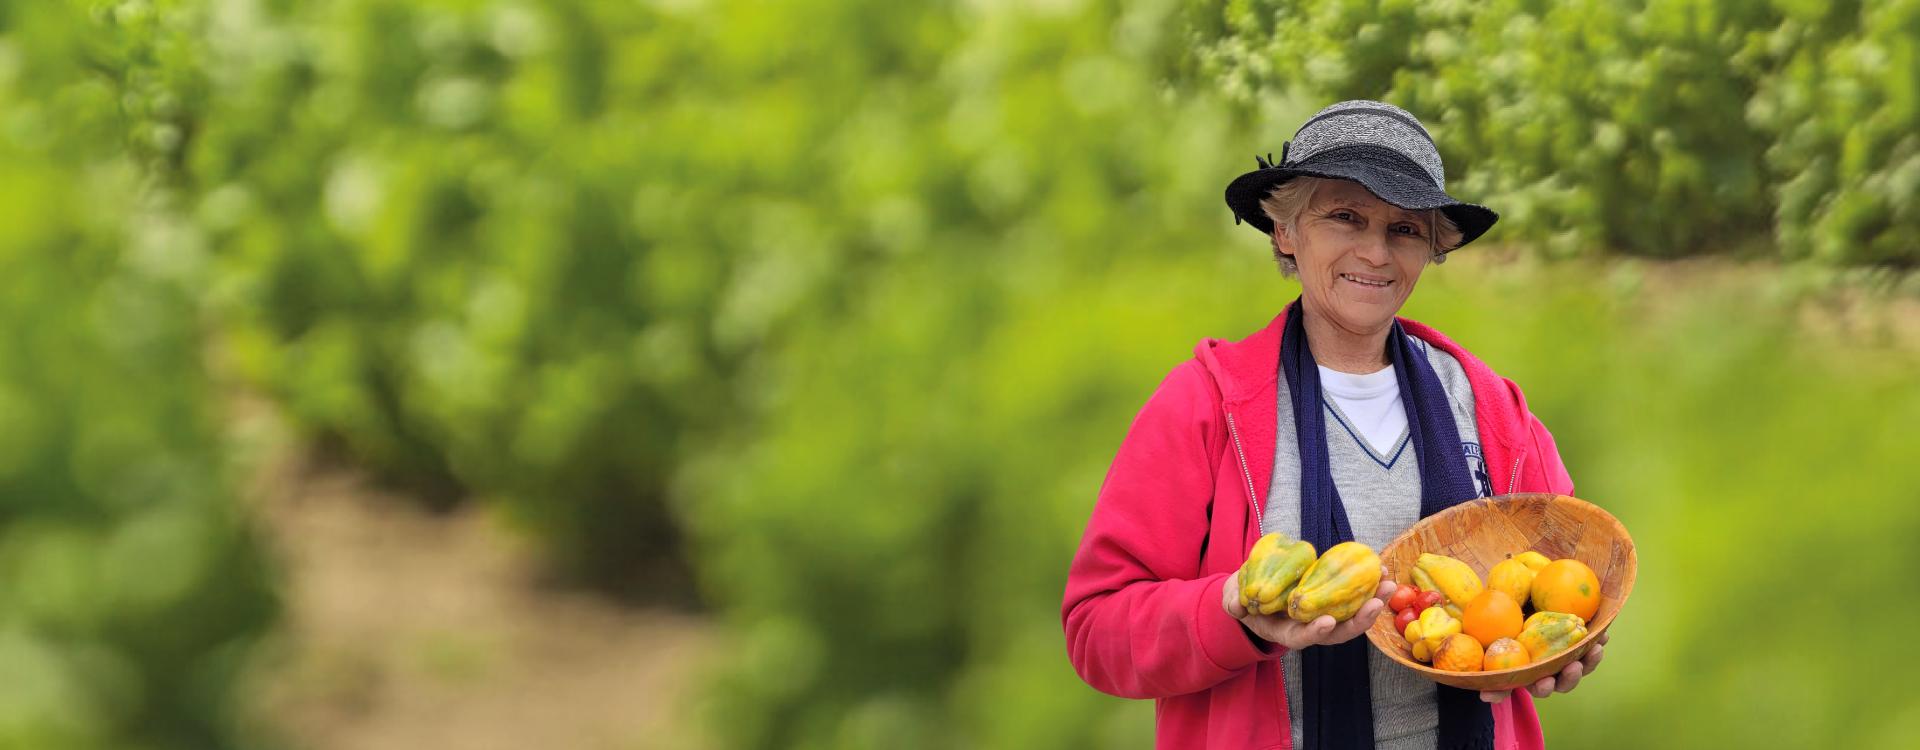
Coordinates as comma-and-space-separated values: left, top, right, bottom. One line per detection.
1224, 144, 1499, 250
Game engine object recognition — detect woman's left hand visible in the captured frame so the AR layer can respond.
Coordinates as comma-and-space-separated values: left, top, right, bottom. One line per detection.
1480, 629, 1607, 704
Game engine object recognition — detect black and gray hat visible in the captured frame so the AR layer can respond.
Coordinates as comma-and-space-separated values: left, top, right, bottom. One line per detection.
1224, 100, 1498, 250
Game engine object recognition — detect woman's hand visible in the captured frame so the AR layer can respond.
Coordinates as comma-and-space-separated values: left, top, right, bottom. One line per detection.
1480, 630, 1608, 703
1221, 567, 1396, 652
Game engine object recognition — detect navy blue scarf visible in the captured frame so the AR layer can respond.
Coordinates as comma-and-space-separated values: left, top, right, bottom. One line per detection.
1280, 299, 1494, 750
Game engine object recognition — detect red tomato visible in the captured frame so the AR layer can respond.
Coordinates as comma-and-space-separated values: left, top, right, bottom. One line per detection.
1416, 590, 1444, 612
1393, 607, 1419, 634
1388, 585, 1422, 612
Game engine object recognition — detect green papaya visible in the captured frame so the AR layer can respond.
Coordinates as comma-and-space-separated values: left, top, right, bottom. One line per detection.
1286, 541, 1382, 623
1237, 533, 1316, 616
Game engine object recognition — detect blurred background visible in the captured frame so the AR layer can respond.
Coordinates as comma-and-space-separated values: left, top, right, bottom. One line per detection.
0, 0, 1915, 748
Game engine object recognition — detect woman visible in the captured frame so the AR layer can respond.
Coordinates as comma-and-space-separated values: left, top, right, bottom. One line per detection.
1061, 101, 1606, 749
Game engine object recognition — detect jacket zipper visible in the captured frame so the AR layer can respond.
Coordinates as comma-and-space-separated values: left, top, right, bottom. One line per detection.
1225, 413, 1263, 534
1507, 454, 1524, 495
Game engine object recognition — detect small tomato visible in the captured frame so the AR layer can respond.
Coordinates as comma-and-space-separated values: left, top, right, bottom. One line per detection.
1416, 590, 1444, 612
1388, 585, 1422, 612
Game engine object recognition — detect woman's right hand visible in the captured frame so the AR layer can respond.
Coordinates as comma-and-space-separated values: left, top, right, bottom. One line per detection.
1221, 567, 1395, 652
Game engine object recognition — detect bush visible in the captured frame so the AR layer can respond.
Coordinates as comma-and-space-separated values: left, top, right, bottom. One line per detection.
1752, 0, 1920, 265
674, 0, 1252, 746
176, 0, 801, 589
0, 3, 279, 747
1187, 0, 1920, 266
45, 2, 1916, 748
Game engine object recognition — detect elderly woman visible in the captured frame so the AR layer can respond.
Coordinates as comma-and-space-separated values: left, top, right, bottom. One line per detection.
1061, 101, 1606, 749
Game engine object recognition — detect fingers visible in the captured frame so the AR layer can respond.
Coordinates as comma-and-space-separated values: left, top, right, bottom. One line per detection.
1272, 615, 1327, 650
1221, 574, 1249, 619
1265, 599, 1396, 650
1291, 614, 1344, 649
1332, 602, 1377, 638
1329, 601, 1385, 644
1582, 630, 1608, 675
1555, 659, 1585, 693
1500, 632, 1609, 704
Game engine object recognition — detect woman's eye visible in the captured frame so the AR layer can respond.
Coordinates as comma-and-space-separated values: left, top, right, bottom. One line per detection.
1393, 224, 1423, 237
1331, 211, 1357, 222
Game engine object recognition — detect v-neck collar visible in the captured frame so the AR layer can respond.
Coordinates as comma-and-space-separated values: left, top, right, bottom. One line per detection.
1321, 398, 1412, 469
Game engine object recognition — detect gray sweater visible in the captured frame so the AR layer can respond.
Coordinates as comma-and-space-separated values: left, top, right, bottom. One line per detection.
1261, 339, 1489, 750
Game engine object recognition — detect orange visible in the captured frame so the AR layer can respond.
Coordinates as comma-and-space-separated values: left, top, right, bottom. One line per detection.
1460, 590, 1524, 645
1432, 633, 1484, 672
1530, 559, 1601, 621
1483, 638, 1531, 670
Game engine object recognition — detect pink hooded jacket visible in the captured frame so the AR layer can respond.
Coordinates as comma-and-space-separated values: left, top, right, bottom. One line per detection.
1062, 307, 1574, 749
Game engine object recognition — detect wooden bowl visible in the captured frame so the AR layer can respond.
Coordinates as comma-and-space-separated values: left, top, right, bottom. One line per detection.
1364, 493, 1637, 692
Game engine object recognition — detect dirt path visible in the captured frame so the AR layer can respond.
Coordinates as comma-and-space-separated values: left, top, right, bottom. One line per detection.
237, 444, 717, 750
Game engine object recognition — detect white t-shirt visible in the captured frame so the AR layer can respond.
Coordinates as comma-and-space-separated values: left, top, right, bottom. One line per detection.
1317, 364, 1406, 455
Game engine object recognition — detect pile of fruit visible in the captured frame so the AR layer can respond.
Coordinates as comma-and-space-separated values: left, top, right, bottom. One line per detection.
1391, 551, 1600, 673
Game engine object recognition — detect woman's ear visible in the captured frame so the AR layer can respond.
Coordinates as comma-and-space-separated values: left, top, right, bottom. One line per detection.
1270, 225, 1294, 260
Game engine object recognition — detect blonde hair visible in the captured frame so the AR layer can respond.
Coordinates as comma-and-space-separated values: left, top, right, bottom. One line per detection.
1257, 176, 1464, 277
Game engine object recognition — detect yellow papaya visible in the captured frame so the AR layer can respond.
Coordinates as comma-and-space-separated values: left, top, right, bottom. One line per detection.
1514, 551, 1552, 572
1410, 565, 1439, 595
1487, 557, 1537, 607
1285, 541, 1382, 623
1515, 611, 1588, 663
1237, 533, 1317, 615
1404, 619, 1430, 661
1414, 553, 1485, 607
1417, 606, 1461, 655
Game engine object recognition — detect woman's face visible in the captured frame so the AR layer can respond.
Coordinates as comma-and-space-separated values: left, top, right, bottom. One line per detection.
1273, 179, 1436, 337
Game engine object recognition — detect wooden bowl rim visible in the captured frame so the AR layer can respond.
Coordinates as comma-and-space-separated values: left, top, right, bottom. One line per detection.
1364, 493, 1637, 691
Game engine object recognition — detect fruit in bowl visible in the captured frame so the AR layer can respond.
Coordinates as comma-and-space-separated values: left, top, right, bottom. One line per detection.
1531, 559, 1602, 622
1460, 590, 1524, 646
1365, 494, 1636, 692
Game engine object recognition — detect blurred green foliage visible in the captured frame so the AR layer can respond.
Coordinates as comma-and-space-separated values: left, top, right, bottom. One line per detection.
0, 3, 279, 748
672, 1, 1920, 748
1190, 0, 1920, 266
1402, 260, 1920, 748
8, 0, 1919, 748
672, 0, 1249, 745
174, 0, 766, 589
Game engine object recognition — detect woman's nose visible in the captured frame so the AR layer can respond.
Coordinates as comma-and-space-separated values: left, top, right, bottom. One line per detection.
1352, 231, 1391, 264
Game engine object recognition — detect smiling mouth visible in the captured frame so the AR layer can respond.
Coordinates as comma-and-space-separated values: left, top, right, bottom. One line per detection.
1339, 273, 1393, 288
